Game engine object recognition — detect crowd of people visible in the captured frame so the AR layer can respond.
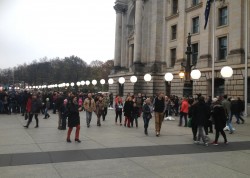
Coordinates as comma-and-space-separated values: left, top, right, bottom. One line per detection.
0, 89, 246, 146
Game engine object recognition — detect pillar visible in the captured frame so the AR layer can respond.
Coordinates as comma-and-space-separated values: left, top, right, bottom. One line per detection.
114, 5, 123, 68
133, 0, 143, 63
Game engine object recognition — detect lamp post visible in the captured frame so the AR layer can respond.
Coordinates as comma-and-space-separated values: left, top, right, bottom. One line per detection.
180, 33, 198, 97
130, 76, 137, 84
144, 74, 152, 83
100, 79, 105, 91
220, 66, 233, 94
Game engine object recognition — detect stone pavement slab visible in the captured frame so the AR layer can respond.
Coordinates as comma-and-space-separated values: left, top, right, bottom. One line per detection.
0, 110, 249, 177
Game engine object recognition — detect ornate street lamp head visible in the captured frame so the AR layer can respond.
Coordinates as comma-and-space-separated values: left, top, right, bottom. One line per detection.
179, 70, 185, 79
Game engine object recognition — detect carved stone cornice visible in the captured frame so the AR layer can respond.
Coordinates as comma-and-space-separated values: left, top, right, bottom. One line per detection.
185, 2, 203, 13
114, 3, 128, 13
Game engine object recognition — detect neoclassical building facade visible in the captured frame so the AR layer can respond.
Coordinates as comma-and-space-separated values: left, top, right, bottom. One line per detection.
109, 0, 250, 102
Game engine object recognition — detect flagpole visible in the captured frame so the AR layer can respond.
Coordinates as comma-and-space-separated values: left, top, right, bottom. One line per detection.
244, 0, 248, 116
212, 0, 215, 98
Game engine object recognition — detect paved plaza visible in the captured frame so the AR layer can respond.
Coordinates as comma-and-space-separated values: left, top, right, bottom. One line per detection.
0, 109, 250, 178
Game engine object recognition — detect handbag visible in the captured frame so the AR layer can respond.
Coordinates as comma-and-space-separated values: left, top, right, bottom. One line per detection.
187, 117, 192, 128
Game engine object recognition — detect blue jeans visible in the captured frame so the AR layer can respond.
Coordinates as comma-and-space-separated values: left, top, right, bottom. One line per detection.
226, 115, 233, 132
86, 111, 92, 126
143, 117, 150, 129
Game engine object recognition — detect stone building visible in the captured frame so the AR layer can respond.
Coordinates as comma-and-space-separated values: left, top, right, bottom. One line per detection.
109, 0, 250, 103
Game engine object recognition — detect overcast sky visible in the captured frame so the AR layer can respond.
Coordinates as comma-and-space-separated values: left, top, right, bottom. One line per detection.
0, 0, 116, 69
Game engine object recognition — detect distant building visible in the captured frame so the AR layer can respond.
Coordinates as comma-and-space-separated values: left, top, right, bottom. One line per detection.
109, 0, 250, 103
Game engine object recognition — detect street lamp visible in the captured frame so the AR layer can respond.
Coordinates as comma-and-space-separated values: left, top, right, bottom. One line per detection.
164, 73, 174, 82
221, 66, 233, 94
108, 78, 114, 85
190, 69, 201, 80
76, 82, 81, 86
179, 33, 200, 97
86, 80, 90, 86
92, 80, 97, 86
70, 82, 74, 87
220, 66, 233, 78
80, 81, 85, 86
130, 76, 137, 84
100, 79, 105, 85
118, 77, 125, 84
144, 74, 152, 82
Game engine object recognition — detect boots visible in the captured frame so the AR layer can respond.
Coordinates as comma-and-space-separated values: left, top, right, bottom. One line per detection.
144, 128, 148, 135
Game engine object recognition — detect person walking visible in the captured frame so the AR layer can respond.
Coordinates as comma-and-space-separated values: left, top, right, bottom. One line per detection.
153, 92, 165, 137
123, 96, 133, 127
61, 99, 68, 130
84, 93, 96, 128
24, 94, 42, 128
211, 98, 228, 145
102, 93, 109, 121
131, 102, 139, 128
43, 98, 50, 119
221, 95, 233, 134
192, 96, 210, 146
66, 96, 82, 143
115, 96, 123, 125
95, 96, 104, 126
179, 97, 189, 127
142, 98, 152, 135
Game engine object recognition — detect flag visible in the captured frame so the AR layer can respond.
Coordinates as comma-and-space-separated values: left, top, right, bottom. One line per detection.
204, 0, 211, 29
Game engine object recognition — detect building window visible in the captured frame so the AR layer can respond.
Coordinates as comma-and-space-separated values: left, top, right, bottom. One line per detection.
192, 43, 199, 65
192, 16, 199, 34
218, 36, 227, 60
170, 48, 176, 67
192, 0, 199, 6
171, 25, 177, 40
219, 7, 228, 26
172, 0, 178, 14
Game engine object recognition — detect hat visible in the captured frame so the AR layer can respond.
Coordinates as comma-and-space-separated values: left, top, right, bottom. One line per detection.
212, 98, 218, 103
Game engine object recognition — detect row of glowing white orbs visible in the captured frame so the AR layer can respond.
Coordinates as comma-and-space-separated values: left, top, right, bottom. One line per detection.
115, 66, 233, 84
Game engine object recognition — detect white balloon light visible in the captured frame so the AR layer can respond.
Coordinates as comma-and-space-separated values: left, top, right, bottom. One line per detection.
76, 82, 81, 86
86, 80, 90, 86
80, 81, 85, 86
190, 69, 201, 80
108, 78, 114, 85
130, 76, 137, 83
144, 74, 152, 82
220, 66, 233, 78
118, 77, 125, 84
164, 73, 174, 82
92, 80, 97, 86
70, 82, 75, 87
100, 79, 105, 85
66, 83, 69, 87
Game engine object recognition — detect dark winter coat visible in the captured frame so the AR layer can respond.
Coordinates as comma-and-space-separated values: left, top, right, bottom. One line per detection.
212, 104, 227, 130
192, 101, 210, 126
142, 103, 152, 119
231, 100, 240, 114
67, 102, 80, 127
31, 99, 42, 114
123, 101, 133, 117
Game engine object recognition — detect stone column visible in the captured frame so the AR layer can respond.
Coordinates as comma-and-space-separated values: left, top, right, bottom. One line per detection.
121, 10, 127, 68
128, 45, 133, 68
133, 0, 143, 63
114, 5, 123, 68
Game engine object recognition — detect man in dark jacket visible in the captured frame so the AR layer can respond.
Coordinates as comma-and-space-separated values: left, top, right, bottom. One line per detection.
153, 92, 165, 137
192, 96, 210, 146
211, 98, 228, 145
